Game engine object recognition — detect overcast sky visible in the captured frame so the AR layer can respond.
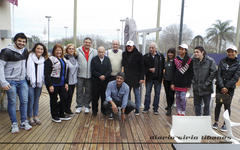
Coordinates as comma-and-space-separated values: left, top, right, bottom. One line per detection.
12, 0, 240, 42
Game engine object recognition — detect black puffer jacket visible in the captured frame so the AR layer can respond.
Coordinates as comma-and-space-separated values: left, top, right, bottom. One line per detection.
192, 56, 217, 96
122, 48, 144, 88
216, 57, 240, 96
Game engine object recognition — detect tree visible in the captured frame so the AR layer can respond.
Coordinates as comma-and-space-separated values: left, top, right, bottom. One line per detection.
206, 20, 235, 53
159, 24, 193, 53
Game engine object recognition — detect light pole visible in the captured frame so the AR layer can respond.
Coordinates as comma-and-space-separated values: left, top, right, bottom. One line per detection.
45, 16, 51, 51
116, 29, 120, 41
178, 0, 185, 45
120, 19, 126, 50
64, 26, 68, 39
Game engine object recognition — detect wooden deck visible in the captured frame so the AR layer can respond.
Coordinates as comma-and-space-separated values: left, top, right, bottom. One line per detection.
0, 86, 240, 150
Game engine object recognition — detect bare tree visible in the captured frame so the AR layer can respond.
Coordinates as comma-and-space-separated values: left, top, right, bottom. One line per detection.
159, 24, 193, 53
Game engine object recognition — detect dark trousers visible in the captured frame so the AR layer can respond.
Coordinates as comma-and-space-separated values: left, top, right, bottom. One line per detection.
92, 80, 107, 114
214, 88, 234, 122
47, 86, 67, 118
163, 80, 175, 109
65, 84, 75, 113
103, 100, 135, 115
193, 94, 211, 116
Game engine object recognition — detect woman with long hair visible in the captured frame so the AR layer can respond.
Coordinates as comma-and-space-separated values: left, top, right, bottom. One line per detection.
27, 43, 48, 126
163, 48, 176, 116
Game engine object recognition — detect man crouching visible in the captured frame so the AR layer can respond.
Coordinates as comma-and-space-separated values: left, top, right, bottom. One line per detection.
103, 72, 135, 121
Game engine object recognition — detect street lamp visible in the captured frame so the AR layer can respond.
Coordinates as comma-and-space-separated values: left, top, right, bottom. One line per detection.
45, 16, 51, 51
120, 19, 126, 50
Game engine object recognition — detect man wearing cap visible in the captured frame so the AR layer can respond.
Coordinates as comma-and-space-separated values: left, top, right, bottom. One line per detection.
103, 72, 136, 120
143, 42, 165, 115
213, 45, 240, 131
106, 40, 123, 81
122, 40, 144, 115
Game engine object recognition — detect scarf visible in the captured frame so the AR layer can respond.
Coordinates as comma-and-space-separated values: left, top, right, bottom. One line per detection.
27, 53, 45, 88
174, 57, 192, 74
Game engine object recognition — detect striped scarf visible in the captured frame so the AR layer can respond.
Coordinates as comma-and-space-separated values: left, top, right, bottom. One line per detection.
174, 57, 192, 74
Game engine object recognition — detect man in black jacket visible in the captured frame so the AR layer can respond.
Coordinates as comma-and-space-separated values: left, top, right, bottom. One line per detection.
122, 41, 144, 115
91, 46, 112, 116
143, 42, 165, 115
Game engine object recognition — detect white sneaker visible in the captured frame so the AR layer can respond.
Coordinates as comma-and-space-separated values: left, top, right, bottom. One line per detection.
84, 107, 90, 114
11, 122, 19, 133
75, 107, 82, 114
20, 120, 32, 131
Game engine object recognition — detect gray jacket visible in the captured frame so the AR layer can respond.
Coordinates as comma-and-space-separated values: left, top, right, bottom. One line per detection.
76, 46, 97, 79
192, 56, 217, 96
0, 44, 28, 87
65, 54, 78, 85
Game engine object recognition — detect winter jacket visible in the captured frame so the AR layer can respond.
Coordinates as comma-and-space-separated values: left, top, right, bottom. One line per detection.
164, 59, 174, 81
65, 54, 78, 85
122, 48, 144, 88
216, 57, 240, 95
192, 56, 217, 96
91, 56, 112, 82
44, 56, 68, 88
76, 46, 97, 79
0, 44, 28, 87
172, 56, 193, 88
143, 52, 165, 82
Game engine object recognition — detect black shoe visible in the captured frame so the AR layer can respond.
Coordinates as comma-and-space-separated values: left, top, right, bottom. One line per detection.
165, 107, 168, 110
59, 115, 71, 121
135, 110, 139, 116
52, 117, 61, 123
166, 109, 172, 116
108, 113, 113, 120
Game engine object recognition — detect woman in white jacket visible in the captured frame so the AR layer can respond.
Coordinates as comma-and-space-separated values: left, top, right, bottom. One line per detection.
27, 43, 48, 125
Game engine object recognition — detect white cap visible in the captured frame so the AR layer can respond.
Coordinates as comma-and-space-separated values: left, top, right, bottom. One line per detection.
226, 45, 237, 52
126, 40, 134, 46
179, 43, 188, 50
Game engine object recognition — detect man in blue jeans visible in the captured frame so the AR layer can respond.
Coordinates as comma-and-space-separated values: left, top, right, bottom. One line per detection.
0, 33, 32, 133
143, 42, 165, 115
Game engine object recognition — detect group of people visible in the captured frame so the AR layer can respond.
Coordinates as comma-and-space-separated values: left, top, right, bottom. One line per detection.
0, 32, 240, 134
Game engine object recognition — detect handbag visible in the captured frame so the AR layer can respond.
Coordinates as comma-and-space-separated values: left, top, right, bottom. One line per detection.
216, 93, 231, 104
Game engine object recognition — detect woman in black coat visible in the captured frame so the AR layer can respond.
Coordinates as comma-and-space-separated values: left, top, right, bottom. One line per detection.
212, 46, 240, 131
122, 41, 144, 115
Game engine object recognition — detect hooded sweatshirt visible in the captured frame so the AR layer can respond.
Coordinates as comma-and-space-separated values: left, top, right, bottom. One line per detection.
0, 44, 28, 87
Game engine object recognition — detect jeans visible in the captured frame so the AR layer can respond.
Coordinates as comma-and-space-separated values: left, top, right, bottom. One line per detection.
103, 100, 136, 115
6, 80, 29, 123
193, 94, 211, 116
144, 80, 161, 111
128, 86, 141, 111
27, 87, 42, 118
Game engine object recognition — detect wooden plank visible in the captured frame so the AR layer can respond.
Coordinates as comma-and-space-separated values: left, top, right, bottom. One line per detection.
96, 114, 106, 150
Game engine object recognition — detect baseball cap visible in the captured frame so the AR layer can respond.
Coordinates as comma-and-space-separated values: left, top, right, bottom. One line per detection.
126, 40, 134, 46
226, 45, 237, 52
179, 43, 188, 50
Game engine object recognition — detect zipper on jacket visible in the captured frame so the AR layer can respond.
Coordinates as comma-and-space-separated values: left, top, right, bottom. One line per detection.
10, 68, 14, 76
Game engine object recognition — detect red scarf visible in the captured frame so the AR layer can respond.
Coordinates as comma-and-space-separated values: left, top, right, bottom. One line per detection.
82, 46, 89, 61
